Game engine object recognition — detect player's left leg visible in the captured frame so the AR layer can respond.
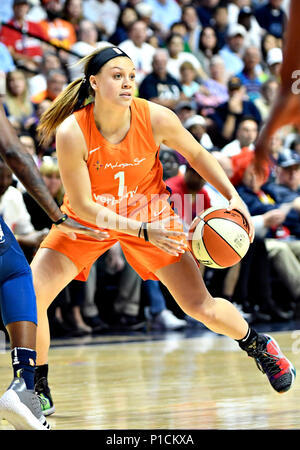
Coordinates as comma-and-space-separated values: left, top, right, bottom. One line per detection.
155, 251, 296, 393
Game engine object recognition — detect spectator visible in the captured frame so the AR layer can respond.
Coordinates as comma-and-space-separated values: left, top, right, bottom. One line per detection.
235, 156, 300, 310
19, 132, 40, 166
27, 51, 63, 97
61, 0, 84, 36
266, 47, 282, 81
0, 42, 16, 73
4, 70, 35, 129
196, 0, 220, 28
237, 6, 264, 48
135, 3, 154, 32
254, 0, 287, 39
269, 131, 285, 163
0, 0, 13, 23
109, 7, 138, 46
14, 132, 41, 193
179, 61, 201, 98
175, 98, 197, 119
219, 23, 247, 76
211, 77, 261, 146
289, 135, 300, 157
144, 0, 182, 39
236, 46, 264, 102
166, 163, 211, 226
194, 55, 229, 116
254, 77, 279, 121
31, 69, 67, 104
38, 0, 77, 50
184, 114, 214, 151
166, 33, 205, 81
194, 26, 220, 76
220, 116, 258, 157
83, 0, 120, 40
264, 151, 300, 217
210, 75, 262, 146
23, 157, 63, 231
68, 21, 112, 81
260, 32, 281, 67
95, 244, 145, 331
23, 157, 95, 336
181, 5, 202, 54
138, 48, 184, 110
119, 20, 156, 86
143, 279, 188, 331
212, 4, 229, 50
170, 21, 191, 52
159, 149, 180, 180
0, 0, 47, 72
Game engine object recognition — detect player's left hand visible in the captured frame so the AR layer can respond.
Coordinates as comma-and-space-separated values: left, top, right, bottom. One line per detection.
227, 195, 255, 243
56, 217, 110, 241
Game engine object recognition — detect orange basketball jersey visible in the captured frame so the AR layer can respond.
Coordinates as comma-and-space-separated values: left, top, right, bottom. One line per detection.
61, 97, 171, 228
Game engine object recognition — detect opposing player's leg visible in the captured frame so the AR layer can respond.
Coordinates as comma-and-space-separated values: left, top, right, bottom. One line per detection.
0, 240, 50, 429
30, 247, 79, 416
155, 251, 296, 393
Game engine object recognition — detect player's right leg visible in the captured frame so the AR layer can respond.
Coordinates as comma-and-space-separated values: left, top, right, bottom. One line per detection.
30, 247, 79, 416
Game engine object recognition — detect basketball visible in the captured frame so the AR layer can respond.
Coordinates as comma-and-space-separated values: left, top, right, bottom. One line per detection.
188, 207, 250, 269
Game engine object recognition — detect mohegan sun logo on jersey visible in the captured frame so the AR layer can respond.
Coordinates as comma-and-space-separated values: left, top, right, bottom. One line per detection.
0, 223, 5, 244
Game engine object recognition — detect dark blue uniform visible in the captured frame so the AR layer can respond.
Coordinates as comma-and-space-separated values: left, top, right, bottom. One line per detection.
0, 217, 37, 326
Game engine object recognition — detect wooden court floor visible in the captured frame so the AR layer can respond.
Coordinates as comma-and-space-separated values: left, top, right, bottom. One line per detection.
0, 329, 300, 430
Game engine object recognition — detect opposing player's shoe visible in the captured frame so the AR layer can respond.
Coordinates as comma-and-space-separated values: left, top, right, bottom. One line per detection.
0, 377, 50, 430
35, 377, 55, 416
245, 334, 296, 393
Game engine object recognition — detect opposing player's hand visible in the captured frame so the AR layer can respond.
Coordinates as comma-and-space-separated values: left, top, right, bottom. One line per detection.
227, 196, 255, 243
144, 217, 188, 256
56, 217, 110, 241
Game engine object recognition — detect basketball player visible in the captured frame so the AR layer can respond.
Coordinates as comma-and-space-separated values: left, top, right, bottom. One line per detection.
255, 0, 300, 166
33, 46, 295, 416
0, 98, 108, 429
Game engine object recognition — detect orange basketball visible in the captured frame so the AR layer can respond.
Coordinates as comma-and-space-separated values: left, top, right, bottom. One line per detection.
188, 207, 250, 269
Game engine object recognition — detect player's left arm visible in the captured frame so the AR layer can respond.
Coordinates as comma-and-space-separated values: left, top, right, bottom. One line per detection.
149, 102, 254, 241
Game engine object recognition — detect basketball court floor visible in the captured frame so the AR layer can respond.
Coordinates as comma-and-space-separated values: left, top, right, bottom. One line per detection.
0, 320, 300, 430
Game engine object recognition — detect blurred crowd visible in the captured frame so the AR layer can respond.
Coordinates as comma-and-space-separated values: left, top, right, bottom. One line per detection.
1, 0, 300, 339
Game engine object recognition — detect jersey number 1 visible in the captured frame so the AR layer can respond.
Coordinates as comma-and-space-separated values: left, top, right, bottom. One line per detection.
114, 171, 125, 197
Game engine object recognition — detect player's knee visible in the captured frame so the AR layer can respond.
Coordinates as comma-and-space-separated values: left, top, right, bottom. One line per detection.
183, 293, 216, 324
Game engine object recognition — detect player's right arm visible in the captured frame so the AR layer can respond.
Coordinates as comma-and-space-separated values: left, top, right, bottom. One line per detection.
56, 115, 187, 255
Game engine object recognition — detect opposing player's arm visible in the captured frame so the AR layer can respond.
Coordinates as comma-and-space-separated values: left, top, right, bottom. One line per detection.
0, 103, 63, 222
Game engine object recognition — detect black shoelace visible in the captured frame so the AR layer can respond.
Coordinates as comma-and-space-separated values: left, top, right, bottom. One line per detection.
247, 340, 281, 376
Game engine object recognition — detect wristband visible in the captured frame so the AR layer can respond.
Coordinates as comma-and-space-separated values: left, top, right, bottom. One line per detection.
54, 214, 68, 226
138, 222, 149, 241
142, 222, 149, 242
138, 222, 144, 238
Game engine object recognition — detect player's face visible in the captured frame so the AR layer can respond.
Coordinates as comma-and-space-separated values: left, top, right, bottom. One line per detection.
92, 57, 136, 106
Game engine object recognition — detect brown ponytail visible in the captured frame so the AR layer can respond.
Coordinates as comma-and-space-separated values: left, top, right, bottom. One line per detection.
37, 46, 113, 146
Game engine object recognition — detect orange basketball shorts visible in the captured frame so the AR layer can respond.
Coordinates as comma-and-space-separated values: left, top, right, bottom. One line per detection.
40, 215, 188, 282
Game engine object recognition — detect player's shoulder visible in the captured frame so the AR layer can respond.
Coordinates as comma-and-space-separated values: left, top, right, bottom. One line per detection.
57, 114, 78, 136
147, 100, 179, 128
56, 113, 86, 156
